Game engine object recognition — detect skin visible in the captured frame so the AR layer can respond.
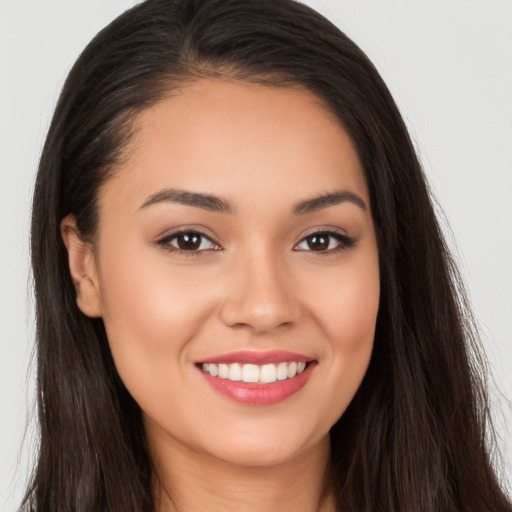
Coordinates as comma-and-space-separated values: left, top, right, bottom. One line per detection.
62, 79, 380, 512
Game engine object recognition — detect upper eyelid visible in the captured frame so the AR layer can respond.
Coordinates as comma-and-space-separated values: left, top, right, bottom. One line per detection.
296, 226, 350, 241
156, 227, 220, 244
159, 230, 214, 241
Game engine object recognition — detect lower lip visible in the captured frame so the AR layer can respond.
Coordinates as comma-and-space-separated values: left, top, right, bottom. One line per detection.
199, 363, 315, 405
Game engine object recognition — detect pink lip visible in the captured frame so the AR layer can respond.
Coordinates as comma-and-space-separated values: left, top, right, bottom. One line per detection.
198, 359, 316, 406
199, 350, 311, 365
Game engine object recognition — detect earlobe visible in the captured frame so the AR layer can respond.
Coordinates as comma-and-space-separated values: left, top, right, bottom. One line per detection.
60, 215, 103, 318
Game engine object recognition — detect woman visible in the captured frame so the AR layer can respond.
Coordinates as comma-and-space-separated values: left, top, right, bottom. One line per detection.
21, 0, 511, 510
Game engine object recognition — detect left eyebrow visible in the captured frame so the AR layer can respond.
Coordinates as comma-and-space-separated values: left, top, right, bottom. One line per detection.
293, 191, 367, 215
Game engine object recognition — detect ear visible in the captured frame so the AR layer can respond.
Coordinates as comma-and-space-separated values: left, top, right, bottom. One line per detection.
60, 215, 103, 318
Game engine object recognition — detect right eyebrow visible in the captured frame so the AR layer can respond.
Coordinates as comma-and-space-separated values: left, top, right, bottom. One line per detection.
139, 188, 234, 214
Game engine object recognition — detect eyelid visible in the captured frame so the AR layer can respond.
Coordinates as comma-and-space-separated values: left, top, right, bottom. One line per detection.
293, 227, 357, 253
154, 224, 220, 244
156, 228, 222, 254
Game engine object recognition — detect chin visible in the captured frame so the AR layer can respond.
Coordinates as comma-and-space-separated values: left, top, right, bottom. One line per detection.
195, 419, 330, 469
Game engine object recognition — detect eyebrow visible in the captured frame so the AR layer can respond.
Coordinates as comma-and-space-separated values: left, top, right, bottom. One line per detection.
140, 188, 234, 213
140, 188, 367, 215
293, 191, 367, 214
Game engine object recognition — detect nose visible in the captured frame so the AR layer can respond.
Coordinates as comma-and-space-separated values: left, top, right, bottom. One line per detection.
219, 251, 299, 334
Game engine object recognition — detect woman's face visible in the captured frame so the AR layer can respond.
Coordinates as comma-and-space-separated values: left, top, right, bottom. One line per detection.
69, 79, 380, 467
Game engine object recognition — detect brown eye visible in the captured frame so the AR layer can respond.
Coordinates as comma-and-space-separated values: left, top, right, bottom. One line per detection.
306, 233, 330, 251
158, 231, 219, 252
295, 231, 356, 253
176, 232, 202, 250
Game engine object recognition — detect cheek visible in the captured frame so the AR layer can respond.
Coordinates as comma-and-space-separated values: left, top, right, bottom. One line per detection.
307, 252, 380, 421
312, 251, 380, 352
96, 246, 214, 399
326, 280, 379, 347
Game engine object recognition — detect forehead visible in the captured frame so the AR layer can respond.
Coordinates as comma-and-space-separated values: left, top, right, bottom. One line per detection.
99, 79, 369, 215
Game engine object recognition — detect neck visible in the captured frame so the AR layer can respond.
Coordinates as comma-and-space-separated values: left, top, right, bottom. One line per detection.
150, 432, 336, 512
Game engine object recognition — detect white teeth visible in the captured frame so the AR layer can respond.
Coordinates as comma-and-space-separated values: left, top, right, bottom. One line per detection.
276, 362, 288, 381
218, 363, 229, 379
228, 362, 242, 381
201, 361, 309, 384
242, 364, 260, 383
208, 363, 218, 377
260, 364, 277, 383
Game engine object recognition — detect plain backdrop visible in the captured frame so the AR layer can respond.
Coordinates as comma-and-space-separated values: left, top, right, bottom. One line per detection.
1, 1, 511, 509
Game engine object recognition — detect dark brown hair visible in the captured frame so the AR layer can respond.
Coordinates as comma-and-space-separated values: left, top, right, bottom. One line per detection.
24, 0, 511, 510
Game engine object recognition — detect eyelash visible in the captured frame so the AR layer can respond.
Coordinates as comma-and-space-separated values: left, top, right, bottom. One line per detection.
156, 230, 220, 255
294, 230, 356, 253
156, 229, 356, 255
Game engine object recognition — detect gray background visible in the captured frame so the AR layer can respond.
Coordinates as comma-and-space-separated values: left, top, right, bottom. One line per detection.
1, 1, 511, 509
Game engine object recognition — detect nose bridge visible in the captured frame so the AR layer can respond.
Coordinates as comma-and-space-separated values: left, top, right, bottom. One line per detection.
220, 244, 296, 333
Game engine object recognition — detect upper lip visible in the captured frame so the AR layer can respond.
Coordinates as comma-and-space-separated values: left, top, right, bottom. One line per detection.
199, 350, 313, 365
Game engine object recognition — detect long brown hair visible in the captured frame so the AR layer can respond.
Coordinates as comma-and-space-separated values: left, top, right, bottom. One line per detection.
24, 0, 511, 510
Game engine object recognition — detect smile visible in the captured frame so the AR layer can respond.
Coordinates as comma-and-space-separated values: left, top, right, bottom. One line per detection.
197, 351, 315, 405
201, 361, 307, 384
